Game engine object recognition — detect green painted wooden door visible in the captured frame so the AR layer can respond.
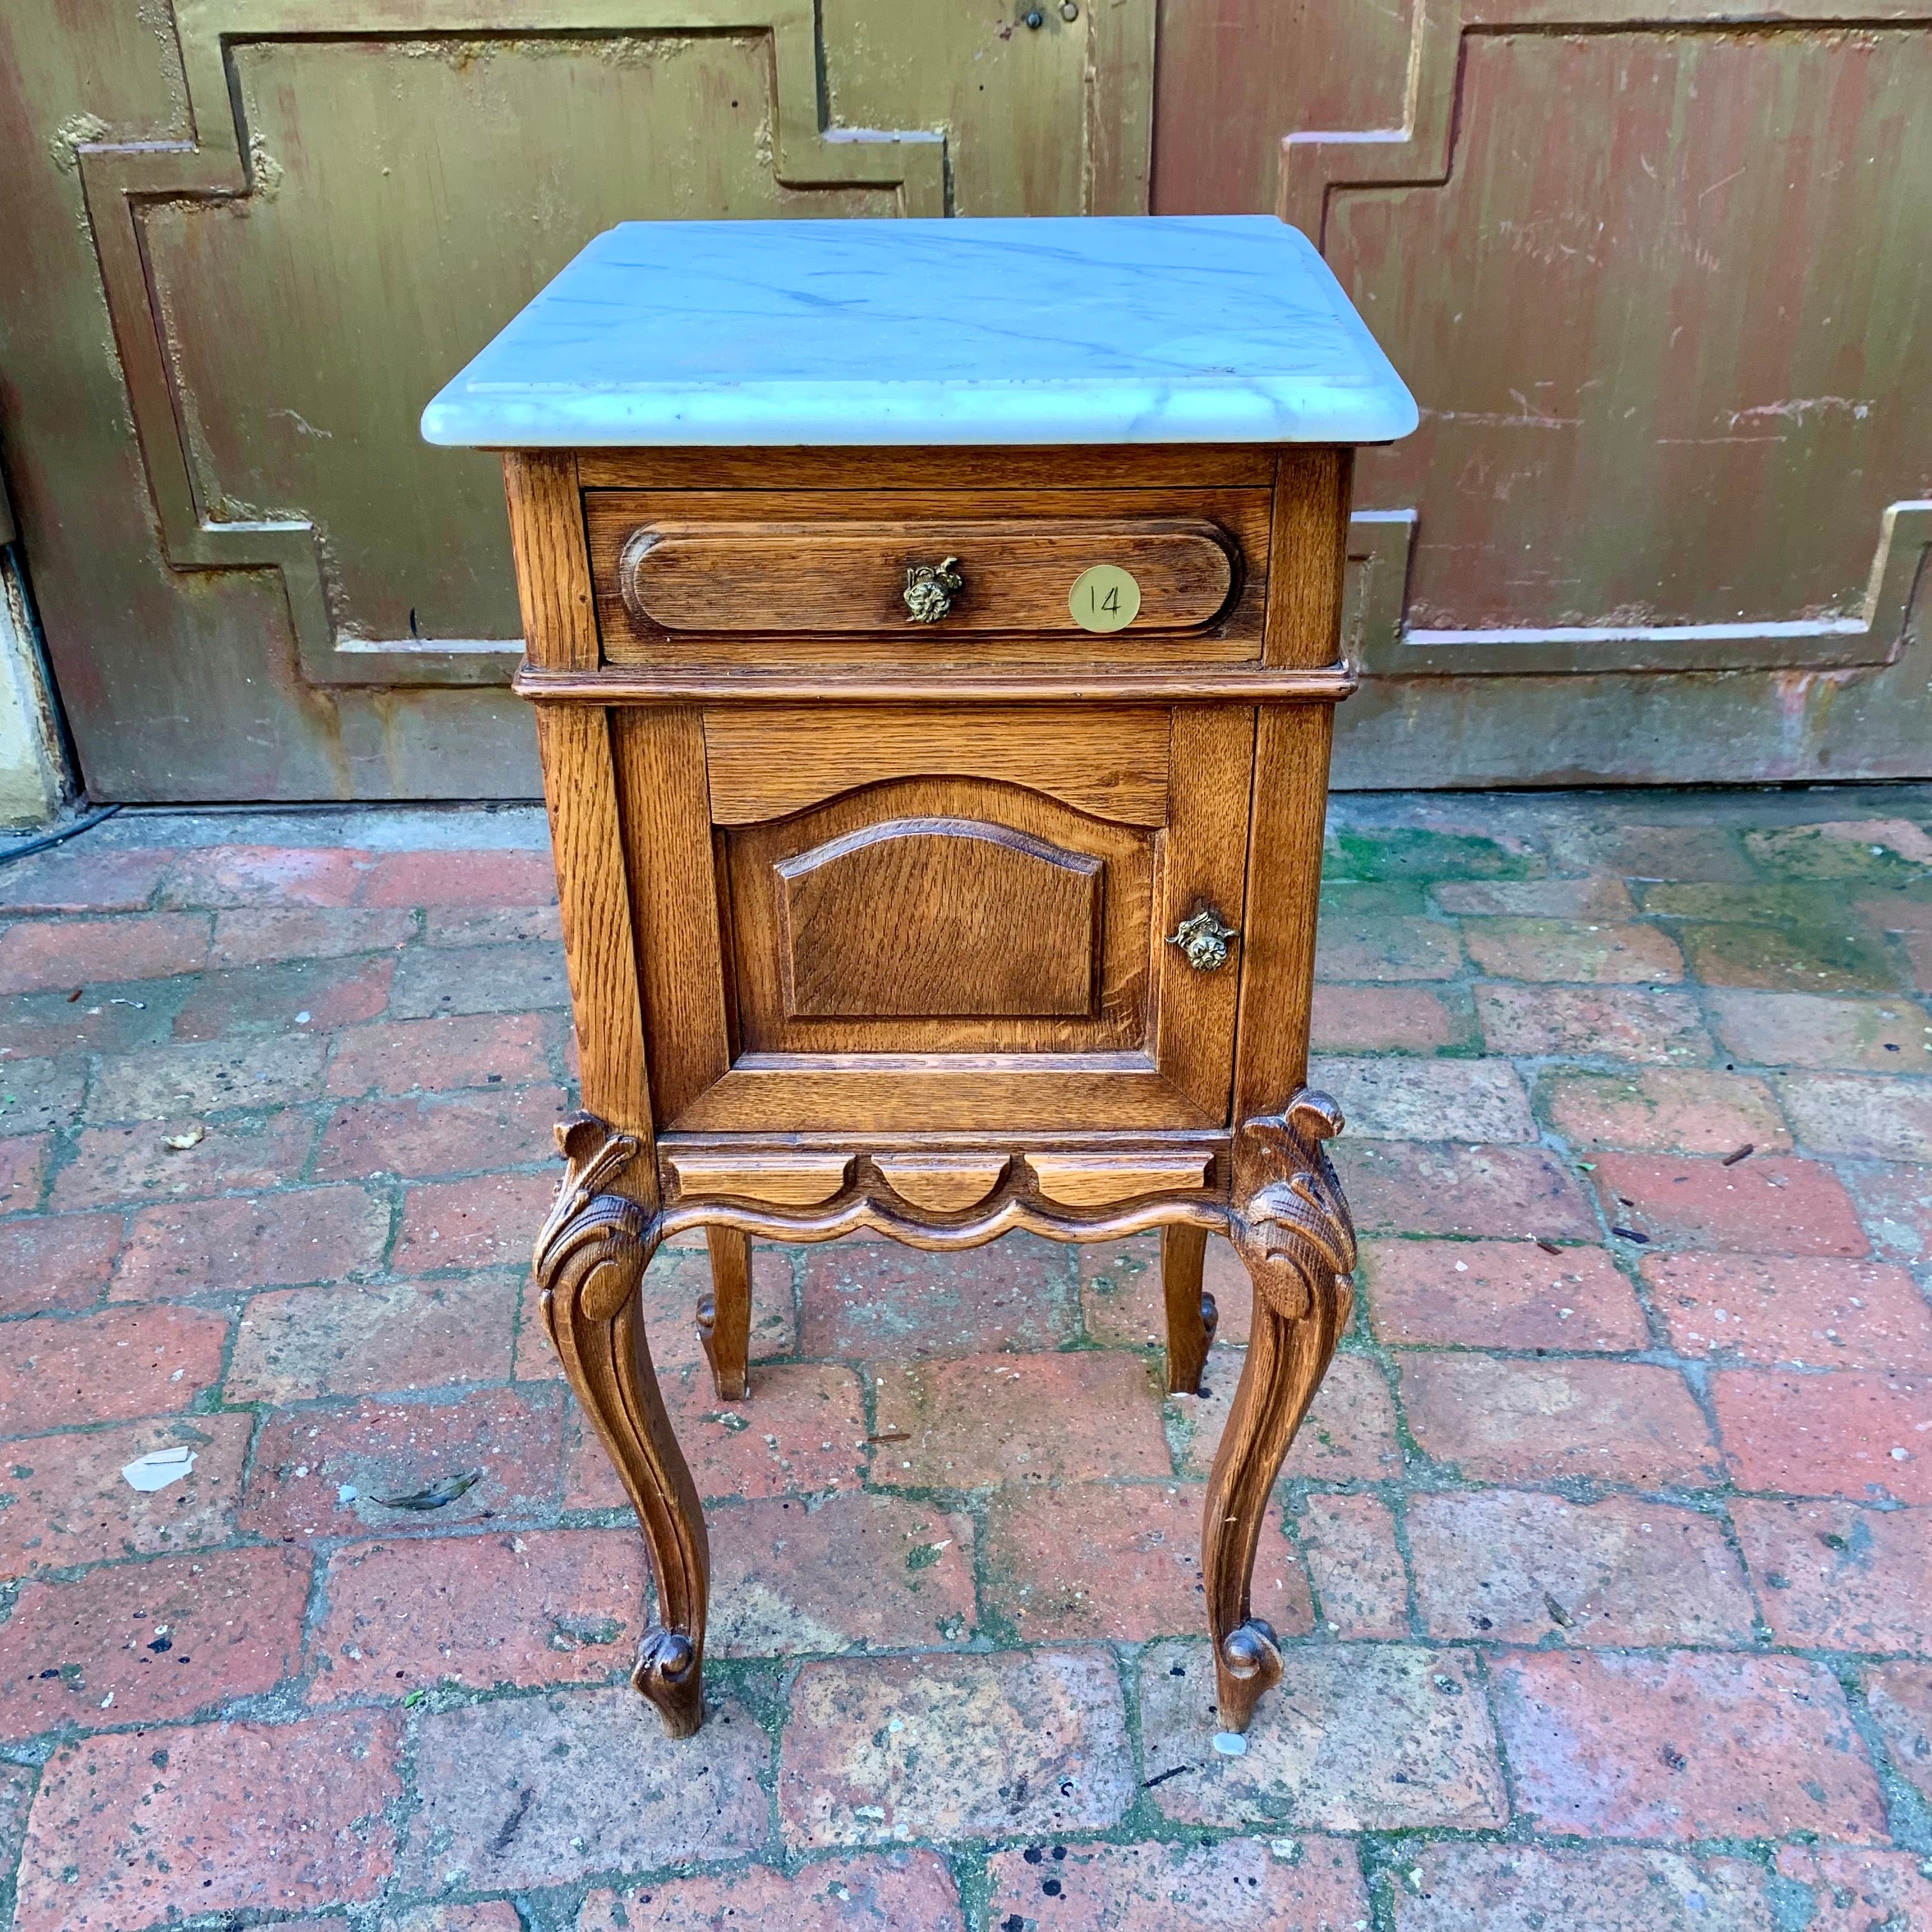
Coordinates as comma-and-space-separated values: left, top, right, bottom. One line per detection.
0, 2, 1153, 800
10, 1, 1928, 795
1156, 0, 1932, 786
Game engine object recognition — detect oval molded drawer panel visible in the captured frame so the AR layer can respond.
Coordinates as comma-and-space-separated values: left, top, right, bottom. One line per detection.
623, 518, 1234, 635
585, 487, 1271, 668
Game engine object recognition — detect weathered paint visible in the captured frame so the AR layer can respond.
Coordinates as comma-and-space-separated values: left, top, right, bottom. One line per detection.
8, 0, 1926, 793
1155, 0, 1932, 783
0, 1, 1151, 801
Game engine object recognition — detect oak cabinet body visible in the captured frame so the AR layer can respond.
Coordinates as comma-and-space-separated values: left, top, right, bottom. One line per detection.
432, 216, 1413, 1742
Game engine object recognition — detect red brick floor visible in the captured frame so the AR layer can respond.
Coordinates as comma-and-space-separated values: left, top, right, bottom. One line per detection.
0, 789, 1929, 1930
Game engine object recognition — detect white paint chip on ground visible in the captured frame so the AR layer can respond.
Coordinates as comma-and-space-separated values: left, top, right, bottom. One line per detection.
1213, 1731, 1248, 1756
121, 1445, 197, 1492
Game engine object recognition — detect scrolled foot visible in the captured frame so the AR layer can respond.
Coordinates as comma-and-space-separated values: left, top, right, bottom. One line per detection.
1215, 1617, 1284, 1733
632, 1624, 703, 1739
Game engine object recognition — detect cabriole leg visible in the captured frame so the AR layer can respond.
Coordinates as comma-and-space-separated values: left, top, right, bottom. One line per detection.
1160, 1223, 1218, 1396
697, 1225, 753, 1402
536, 1115, 708, 1738
1200, 1092, 1356, 1733
1200, 1273, 1351, 1731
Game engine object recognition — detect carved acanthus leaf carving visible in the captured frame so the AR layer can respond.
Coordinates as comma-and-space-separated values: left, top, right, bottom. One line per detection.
535, 1114, 652, 1330
1227, 1091, 1358, 1324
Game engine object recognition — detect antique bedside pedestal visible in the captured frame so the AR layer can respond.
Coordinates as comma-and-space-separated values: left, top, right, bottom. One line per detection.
424, 216, 1416, 1740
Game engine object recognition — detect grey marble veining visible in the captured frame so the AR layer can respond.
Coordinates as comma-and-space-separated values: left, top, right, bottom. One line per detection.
422, 217, 1415, 448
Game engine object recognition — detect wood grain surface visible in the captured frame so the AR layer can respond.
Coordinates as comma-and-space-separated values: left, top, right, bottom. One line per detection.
776, 816, 1103, 1019
586, 487, 1269, 670
702, 705, 1171, 828
622, 516, 1236, 636
576, 445, 1276, 492
515, 664, 1355, 705
503, 452, 597, 671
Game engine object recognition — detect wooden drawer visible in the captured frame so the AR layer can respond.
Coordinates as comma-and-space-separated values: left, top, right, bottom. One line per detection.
585, 487, 1271, 671
622, 517, 1237, 635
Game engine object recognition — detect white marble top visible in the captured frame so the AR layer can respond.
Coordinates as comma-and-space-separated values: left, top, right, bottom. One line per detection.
422, 217, 1415, 448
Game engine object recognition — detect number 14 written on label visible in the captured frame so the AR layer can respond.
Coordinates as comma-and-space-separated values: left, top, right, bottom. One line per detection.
1069, 563, 1141, 632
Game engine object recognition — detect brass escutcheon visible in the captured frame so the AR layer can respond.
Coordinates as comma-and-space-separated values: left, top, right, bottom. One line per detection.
1167, 907, 1239, 973
903, 556, 963, 623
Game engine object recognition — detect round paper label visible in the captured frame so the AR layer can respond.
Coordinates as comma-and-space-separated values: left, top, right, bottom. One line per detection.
1069, 564, 1142, 632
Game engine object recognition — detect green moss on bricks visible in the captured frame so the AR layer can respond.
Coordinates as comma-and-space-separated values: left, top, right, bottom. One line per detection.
1679, 921, 1905, 995
1744, 821, 1932, 881
1316, 879, 1431, 915
1325, 829, 1542, 883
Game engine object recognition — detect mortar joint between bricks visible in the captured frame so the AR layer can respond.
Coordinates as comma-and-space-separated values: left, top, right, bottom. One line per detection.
1829, 1658, 1932, 1855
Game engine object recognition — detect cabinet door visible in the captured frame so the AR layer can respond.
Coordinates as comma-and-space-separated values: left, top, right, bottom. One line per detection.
614, 705, 1254, 1137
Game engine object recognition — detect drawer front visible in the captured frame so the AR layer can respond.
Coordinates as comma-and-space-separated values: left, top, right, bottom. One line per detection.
621, 519, 1234, 636
615, 705, 1255, 1137
586, 488, 1271, 670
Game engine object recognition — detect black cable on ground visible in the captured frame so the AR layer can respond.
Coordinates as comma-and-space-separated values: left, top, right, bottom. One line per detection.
0, 802, 121, 867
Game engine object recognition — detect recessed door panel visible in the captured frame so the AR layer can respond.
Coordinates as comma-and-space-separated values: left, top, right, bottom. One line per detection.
776, 816, 1102, 1020
726, 777, 1150, 1057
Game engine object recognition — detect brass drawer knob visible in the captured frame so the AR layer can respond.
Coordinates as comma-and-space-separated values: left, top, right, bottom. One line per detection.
903, 555, 963, 623
1167, 907, 1238, 972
